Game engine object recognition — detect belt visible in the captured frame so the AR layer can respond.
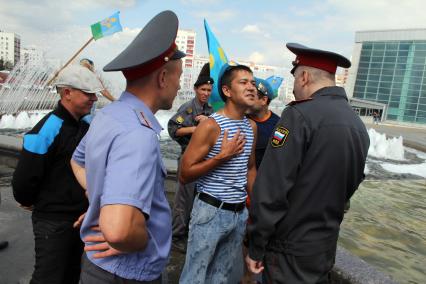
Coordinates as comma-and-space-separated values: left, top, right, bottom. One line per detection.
266, 235, 338, 256
198, 192, 245, 212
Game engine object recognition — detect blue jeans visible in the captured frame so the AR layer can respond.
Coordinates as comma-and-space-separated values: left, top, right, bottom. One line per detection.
179, 197, 248, 284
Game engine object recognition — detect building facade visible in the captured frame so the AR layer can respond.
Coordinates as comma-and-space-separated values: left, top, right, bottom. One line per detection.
21, 46, 44, 69
175, 29, 196, 91
346, 29, 426, 124
0, 31, 21, 68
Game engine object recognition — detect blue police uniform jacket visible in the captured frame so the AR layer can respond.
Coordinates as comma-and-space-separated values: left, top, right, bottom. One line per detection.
72, 92, 171, 281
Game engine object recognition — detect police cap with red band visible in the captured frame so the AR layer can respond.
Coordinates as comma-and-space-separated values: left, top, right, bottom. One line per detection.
103, 10, 186, 80
286, 43, 351, 75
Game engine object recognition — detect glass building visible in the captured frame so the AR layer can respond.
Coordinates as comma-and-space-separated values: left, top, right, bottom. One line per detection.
346, 29, 426, 124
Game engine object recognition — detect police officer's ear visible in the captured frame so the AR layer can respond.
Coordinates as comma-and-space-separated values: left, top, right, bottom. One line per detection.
295, 68, 310, 86
156, 65, 169, 89
157, 60, 180, 89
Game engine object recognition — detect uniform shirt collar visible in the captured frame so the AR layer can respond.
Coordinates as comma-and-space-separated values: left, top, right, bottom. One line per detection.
312, 86, 348, 100
119, 91, 162, 134
193, 98, 211, 114
192, 98, 204, 114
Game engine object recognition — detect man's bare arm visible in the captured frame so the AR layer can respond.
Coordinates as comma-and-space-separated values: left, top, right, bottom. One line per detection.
175, 126, 196, 137
247, 120, 258, 197
179, 118, 246, 184
70, 159, 87, 190
99, 204, 148, 252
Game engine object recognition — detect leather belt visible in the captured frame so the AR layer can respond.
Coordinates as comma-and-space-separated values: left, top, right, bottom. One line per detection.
198, 192, 245, 212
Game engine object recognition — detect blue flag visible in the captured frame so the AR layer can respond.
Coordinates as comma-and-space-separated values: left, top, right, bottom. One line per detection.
91, 12, 123, 40
266, 75, 284, 99
204, 19, 228, 110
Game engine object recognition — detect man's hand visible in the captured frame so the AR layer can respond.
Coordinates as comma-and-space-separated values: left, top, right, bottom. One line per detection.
245, 255, 264, 274
216, 129, 246, 162
84, 226, 123, 259
195, 115, 209, 122
73, 212, 86, 228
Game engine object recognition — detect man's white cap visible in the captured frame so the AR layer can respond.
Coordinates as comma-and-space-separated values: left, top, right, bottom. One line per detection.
54, 65, 104, 94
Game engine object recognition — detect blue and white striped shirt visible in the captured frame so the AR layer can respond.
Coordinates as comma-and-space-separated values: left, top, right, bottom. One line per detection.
196, 113, 254, 203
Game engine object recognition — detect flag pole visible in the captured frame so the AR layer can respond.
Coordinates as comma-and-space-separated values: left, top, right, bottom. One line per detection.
46, 36, 94, 86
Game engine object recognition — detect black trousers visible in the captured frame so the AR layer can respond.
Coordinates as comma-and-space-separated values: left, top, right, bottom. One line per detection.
171, 158, 196, 240
30, 215, 84, 284
262, 247, 335, 284
80, 253, 161, 284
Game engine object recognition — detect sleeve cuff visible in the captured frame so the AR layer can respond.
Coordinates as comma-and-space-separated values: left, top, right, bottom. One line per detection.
248, 243, 265, 261
101, 196, 151, 217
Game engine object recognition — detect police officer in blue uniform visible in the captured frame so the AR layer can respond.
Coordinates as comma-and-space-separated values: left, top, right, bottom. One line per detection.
71, 11, 185, 284
246, 43, 370, 283
167, 63, 214, 252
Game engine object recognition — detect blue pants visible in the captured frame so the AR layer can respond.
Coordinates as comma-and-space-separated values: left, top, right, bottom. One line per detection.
179, 197, 248, 284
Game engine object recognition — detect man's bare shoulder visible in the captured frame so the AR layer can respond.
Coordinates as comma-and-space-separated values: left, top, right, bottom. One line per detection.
247, 117, 258, 134
193, 117, 220, 141
199, 117, 219, 129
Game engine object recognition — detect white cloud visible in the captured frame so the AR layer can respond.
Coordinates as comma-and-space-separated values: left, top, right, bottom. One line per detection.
241, 24, 261, 34
248, 51, 264, 63
0, 0, 141, 92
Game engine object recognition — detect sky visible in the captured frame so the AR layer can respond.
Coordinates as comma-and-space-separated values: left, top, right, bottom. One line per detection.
1, 0, 425, 90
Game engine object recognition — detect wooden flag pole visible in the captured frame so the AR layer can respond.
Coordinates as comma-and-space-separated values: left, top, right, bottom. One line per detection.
46, 36, 94, 86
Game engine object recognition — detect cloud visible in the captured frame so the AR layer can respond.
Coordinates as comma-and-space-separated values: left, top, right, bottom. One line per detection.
248, 51, 265, 63
241, 25, 261, 34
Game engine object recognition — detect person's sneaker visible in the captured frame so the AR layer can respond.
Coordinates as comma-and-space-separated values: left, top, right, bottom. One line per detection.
172, 238, 187, 253
0, 241, 8, 250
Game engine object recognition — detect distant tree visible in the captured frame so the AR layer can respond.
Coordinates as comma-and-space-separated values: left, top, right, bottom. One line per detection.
4, 61, 14, 71
0, 59, 4, 70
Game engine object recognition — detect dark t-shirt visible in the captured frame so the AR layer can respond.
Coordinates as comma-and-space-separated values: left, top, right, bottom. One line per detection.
251, 111, 280, 169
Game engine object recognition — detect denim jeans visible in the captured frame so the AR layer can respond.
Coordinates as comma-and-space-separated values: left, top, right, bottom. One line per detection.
179, 197, 248, 284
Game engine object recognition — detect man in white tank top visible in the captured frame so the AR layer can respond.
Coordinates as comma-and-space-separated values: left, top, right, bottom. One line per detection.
178, 63, 258, 284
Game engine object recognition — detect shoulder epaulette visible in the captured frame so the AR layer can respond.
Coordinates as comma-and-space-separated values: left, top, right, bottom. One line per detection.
135, 110, 153, 129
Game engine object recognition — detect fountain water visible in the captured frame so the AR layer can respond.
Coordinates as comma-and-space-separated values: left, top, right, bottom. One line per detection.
367, 128, 405, 161
0, 61, 57, 115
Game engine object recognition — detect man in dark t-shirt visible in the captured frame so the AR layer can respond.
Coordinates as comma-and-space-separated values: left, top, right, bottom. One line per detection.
247, 77, 280, 168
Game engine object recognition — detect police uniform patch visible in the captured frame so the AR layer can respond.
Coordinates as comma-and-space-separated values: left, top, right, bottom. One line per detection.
186, 107, 192, 114
176, 115, 184, 124
271, 126, 289, 147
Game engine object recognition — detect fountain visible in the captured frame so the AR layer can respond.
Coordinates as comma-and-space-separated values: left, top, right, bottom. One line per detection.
0, 61, 424, 283
0, 61, 57, 115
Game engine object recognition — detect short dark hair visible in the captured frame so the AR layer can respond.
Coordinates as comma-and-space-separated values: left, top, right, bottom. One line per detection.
219, 65, 252, 101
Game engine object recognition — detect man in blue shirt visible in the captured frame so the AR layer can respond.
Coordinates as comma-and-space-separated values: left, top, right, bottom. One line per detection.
71, 11, 185, 283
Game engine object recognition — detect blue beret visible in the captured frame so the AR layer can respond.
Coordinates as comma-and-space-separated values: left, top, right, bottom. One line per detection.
255, 77, 275, 100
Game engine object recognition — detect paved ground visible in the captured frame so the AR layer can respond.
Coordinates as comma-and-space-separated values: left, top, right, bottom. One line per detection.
0, 171, 184, 284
